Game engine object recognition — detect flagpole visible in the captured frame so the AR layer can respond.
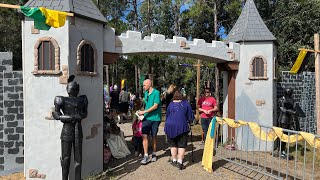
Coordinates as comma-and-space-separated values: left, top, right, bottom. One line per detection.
314, 34, 320, 135
298, 48, 320, 53
0, 3, 74, 16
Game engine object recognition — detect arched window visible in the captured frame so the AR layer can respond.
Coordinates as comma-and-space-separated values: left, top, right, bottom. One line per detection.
33, 37, 60, 75
77, 40, 97, 75
249, 55, 268, 80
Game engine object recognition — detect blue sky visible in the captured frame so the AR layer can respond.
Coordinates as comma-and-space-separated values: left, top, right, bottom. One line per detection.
121, 1, 227, 40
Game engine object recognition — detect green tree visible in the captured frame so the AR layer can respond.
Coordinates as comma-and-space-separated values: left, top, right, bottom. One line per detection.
271, 0, 320, 71
0, 0, 26, 70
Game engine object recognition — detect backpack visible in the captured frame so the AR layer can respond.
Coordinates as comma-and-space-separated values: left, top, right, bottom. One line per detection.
120, 91, 129, 103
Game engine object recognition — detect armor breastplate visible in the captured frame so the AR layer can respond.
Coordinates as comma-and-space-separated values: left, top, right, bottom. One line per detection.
279, 97, 294, 125
59, 96, 87, 141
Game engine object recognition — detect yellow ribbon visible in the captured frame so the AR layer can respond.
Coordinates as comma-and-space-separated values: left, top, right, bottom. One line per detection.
215, 117, 319, 148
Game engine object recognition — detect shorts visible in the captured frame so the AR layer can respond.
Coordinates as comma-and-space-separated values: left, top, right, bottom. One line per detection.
142, 119, 161, 136
119, 102, 129, 113
167, 132, 188, 148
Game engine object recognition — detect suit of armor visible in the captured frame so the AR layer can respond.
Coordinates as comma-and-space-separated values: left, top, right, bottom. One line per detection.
274, 88, 296, 158
52, 77, 88, 180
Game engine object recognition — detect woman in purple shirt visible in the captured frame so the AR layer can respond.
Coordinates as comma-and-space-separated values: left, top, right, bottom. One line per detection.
164, 90, 194, 170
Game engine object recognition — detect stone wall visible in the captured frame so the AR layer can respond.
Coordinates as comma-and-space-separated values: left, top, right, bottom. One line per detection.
0, 52, 24, 175
277, 71, 316, 133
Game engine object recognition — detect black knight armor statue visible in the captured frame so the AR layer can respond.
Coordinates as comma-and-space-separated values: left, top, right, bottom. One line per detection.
274, 88, 297, 159
52, 75, 88, 180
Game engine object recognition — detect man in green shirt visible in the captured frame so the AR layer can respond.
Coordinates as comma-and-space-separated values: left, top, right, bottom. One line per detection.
138, 79, 162, 164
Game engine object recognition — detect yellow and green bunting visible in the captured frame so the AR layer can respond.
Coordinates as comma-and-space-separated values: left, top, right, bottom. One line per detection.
290, 49, 310, 74
20, 6, 67, 30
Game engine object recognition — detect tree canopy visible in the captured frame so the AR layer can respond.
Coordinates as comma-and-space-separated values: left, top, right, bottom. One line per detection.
1, 0, 320, 94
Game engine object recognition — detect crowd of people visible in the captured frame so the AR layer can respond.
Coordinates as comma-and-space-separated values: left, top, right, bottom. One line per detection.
102, 80, 219, 170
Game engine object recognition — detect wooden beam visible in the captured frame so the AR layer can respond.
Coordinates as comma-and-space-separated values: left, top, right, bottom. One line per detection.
0, 3, 74, 16
196, 59, 201, 121
228, 70, 236, 138
298, 48, 320, 53
103, 52, 119, 65
217, 61, 239, 71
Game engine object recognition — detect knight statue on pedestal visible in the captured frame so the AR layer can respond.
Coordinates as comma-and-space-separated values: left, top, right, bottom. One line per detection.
52, 75, 88, 180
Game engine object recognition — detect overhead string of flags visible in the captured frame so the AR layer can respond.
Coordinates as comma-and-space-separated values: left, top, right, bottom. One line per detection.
0, 3, 74, 30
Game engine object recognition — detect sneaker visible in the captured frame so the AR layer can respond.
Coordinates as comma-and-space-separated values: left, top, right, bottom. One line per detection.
177, 162, 185, 170
151, 154, 157, 162
140, 156, 150, 165
170, 160, 177, 167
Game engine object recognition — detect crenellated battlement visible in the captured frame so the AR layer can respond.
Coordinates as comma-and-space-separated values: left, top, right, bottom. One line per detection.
105, 30, 240, 62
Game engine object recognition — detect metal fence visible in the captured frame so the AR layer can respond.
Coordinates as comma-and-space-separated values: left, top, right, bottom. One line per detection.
214, 119, 320, 180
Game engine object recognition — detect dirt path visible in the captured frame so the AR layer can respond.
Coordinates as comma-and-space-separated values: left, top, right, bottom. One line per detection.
101, 121, 248, 180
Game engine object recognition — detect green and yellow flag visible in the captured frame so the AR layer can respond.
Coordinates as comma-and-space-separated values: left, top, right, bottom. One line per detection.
290, 49, 310, 74
20, 6, 67, 30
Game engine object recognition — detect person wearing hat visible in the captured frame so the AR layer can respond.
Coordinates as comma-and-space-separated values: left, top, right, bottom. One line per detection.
109, 85, 120, 122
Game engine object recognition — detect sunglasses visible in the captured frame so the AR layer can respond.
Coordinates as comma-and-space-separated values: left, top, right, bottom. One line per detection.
205, 92, 210, 93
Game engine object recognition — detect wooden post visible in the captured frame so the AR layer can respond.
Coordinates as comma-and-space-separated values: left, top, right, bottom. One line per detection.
228, 71, 236, 138
196, 59, 201, 120
314, 34, 320, 135
134, 65, 139, 92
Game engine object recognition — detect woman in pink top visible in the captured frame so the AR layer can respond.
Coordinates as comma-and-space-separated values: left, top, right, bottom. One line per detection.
132, 119, 143, 157
197, 87, 218, 141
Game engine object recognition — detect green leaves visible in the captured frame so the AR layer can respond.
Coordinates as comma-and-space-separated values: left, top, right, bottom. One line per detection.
0, 0, 23, 70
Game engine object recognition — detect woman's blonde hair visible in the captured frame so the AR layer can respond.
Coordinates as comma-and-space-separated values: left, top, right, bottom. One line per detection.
167, 84, 177, 94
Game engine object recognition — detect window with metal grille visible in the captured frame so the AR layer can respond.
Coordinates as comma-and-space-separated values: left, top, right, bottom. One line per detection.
80, 44, 95, 72
252, 57, 264, 77
37, 41, 55, 70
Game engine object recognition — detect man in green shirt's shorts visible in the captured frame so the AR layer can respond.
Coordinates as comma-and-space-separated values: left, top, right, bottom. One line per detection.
138, 79, 162, 165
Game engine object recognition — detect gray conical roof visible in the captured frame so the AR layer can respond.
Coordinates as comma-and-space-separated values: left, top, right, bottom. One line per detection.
24, 0, 107, 23
224, 0, 276, 43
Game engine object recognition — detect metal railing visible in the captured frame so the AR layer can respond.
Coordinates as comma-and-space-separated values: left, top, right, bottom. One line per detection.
214, 119, 320, 180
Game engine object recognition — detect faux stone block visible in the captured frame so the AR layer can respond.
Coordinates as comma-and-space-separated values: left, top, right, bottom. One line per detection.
8, 79, 19, 86
4, 73, 12, 78
7, 121, 18, 127
16, 157, 24, 164
4, 86, 14, 92
4, 141, 14, 148
15, 86, 23, 92
4, 128, 14, 134
7, 93, 19, 99
7, 107, 18, 114
19, 107, 23, 113
4, 114, 15, 121
15, 100, 23, 107
16, 127, 23, 133
13, 72, 23, 78
8, 148, 19, 154
17, 114, 23, 120
4, 101, 14, 108
8, 134, 19, 141
15, 141, 23, 147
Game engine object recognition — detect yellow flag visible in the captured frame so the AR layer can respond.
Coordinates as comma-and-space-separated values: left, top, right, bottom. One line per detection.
121, 79, 125, 89
290, 50, 308, 74
39, 7, 67, 28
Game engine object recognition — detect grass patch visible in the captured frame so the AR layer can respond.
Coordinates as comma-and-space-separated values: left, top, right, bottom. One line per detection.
289, 142, 320, 167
